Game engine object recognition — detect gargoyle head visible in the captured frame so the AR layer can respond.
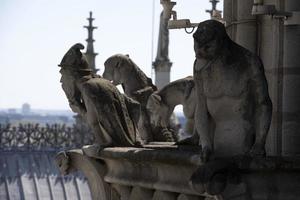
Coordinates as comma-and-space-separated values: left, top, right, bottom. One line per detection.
58, 43, 91, 73
193, 20, 228, 60
103, 54, 131, 85
55, 151, 71, 175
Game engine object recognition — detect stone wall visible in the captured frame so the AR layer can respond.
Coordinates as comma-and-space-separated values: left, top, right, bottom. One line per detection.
223, 0, 300, 156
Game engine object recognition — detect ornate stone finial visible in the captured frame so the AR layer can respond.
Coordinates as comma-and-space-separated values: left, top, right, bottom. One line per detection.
84, 11, 98, 73
206, 0, 222, 19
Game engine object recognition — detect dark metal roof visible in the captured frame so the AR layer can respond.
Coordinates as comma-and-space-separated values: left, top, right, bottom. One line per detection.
0, 151, 92, 200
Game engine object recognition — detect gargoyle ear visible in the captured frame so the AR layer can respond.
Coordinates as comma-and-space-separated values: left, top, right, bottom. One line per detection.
125, 54, 129, 58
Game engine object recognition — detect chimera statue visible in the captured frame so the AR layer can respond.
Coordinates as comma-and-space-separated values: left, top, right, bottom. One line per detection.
193, 20, 272, 161
58, 43, 141, 151
103, 54, 174, 142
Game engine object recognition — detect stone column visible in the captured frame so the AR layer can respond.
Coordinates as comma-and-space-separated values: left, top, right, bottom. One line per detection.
236, 0, 257, 53
223, 0, 235, 39
224, 0, 288, 156
282, 0, 300, 155
153, 11, 172, 89
256, 0, 285, 156
153, 61, 172, 89
224, 0, 257, 53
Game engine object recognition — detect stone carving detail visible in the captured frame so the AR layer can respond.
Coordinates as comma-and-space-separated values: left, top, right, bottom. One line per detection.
155, 11, 170, 63
147, 76, 197, 141
193, 20, 272, 161
59, 44, 141, 149
55, 20, 279, 200
56, 146, 300, 200
56, 150, 111, 200
103, 54, 174, 142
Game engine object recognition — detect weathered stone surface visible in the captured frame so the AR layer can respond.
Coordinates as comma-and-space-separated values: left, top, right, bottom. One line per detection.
55, 146, 300, 200
193, 20, 272, 160
220, 182, 249, 200
103, 54, 157, 143
153, 10, 172, 89
282, 74, 300, 155
147, 76, 197, 141
152, 190, 177, 200
190, 159, 238, 195
129, 187, 153, 200
177, 194, 206, 200
55, 10, 300, 200
59, 44, 141, 148
55, 149, 111, 200
111, 184, 132, 200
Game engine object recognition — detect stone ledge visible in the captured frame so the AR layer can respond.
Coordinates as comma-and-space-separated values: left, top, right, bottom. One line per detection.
56, 146, 300, 199
86, 145, 300, 171
95, 145, 203, 165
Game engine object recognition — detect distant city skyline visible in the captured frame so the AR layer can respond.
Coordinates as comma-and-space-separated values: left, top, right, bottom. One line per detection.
0, 106, 74, 115
0, 0, 223, 110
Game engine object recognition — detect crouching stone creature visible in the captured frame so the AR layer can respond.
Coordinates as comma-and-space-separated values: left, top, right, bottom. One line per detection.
103, 54, 174, 142
193, 20, 272, 162
146, 76, 198, 141
58, 43, 141, 151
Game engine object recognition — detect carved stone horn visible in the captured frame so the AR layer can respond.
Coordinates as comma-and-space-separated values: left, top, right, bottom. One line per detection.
58, 43, 91, 73
58, 43, 84, 67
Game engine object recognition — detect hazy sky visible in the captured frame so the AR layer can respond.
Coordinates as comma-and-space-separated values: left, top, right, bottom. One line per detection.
0, 0, 223, 110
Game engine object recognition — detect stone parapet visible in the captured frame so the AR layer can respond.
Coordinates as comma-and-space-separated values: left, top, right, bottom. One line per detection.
55, 144, 300, 200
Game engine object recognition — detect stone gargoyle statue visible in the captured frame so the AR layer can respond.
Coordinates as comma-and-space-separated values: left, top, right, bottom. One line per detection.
193, 20, 272, 161
58, 43, 141, 152
103, 54, 174, 143
146, 76, 198, 142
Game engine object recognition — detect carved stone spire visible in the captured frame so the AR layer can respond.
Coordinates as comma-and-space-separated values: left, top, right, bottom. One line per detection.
153, 10, 172, 89
84, 11, 98, 73
206, 0, 222, 19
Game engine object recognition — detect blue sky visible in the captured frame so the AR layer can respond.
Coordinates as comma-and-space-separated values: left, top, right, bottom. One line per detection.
0, 0, 223, 110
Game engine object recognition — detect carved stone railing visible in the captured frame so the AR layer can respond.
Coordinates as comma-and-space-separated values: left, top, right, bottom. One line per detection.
55, 144, 300, 200
0, 123, 94, 151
